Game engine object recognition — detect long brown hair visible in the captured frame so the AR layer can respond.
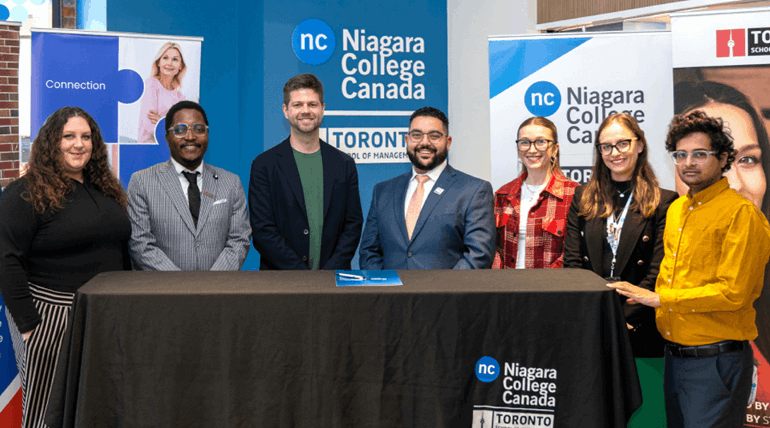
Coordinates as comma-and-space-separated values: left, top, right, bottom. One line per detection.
580, 113, 661, 219
517, 116, 565, 177
23, 107, 127, 213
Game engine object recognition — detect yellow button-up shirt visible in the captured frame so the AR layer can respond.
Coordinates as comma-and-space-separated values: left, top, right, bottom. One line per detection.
655, 178, 770, 346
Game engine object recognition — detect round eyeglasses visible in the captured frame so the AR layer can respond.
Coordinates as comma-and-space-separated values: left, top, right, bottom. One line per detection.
597, 138, 636, 155
516, 138, 553, 152
168, 123, 208, 137
671, 150, 718, 165
407, 130, 444, 143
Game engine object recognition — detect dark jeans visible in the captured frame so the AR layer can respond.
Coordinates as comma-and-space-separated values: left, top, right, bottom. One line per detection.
664, 342, 753, 428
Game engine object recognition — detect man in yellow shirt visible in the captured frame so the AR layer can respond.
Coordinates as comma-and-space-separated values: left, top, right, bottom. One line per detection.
609, 110, 770, 428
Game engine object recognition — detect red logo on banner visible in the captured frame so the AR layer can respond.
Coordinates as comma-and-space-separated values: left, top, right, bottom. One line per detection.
716, 29, 746, 57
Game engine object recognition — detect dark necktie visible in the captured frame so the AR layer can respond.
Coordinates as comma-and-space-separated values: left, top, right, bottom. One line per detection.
182, 171, 200, 227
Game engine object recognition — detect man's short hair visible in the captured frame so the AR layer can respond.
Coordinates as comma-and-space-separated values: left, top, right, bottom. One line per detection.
409, 107, 449, 133
165, 100, 209, 132
665, 110, 735, 172
283, 73, 324, 105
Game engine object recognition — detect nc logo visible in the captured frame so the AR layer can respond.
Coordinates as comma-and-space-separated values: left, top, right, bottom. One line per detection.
475, 356, 500, 383
525, 81, 561, 117
292, 19, 336, 65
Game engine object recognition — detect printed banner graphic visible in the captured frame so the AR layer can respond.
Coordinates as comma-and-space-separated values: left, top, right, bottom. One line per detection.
263, 3, 448, 164
672, 8, 770, 427
489, 32, 675, 192
0, 303, 21, 427
472, 357, 558, 428
31, 30, 202, 187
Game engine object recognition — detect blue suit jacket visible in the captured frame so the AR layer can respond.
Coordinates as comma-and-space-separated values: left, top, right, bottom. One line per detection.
359, 164, 495, 270
249, 138, 363, 270
127, 160, 251, 271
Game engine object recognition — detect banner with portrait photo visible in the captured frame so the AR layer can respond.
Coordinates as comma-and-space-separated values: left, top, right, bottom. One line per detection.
31, 29, 202, 187
488, 32, 675, 192
672, 8, 770, 427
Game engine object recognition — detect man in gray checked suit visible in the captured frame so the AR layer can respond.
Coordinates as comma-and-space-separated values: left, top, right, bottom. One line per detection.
127, 101, 251, 271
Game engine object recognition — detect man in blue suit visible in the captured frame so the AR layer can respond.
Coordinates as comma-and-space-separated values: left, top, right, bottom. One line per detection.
359, 107, 495, 270
249, 74, 363, 270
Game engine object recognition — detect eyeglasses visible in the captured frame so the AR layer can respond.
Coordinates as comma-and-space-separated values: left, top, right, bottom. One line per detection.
671, 150, 718, 165
168, 123, 208, 137
516, 139, 553, 152
597, 138, 636, 155
407, 130, 444, 143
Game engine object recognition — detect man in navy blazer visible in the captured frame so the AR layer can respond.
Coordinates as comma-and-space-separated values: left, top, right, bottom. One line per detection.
249, 74, 363, 270
359, 107, 495, 270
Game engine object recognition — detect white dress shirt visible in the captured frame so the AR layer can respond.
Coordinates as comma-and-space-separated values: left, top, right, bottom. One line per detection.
170, 158, 204, 202
404, 160, 448, 219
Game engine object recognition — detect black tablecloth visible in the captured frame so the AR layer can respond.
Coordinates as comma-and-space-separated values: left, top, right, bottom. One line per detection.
46, 269, 640, 428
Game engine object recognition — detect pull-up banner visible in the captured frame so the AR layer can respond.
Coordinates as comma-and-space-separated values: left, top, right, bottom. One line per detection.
262, 0, 448, 270
262, 1, 448, 165
488, 32, 674, 192
31, 29, 202, 187
671, 8, 770, 427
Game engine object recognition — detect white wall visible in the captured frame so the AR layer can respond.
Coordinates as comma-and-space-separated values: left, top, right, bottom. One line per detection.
447, 0, 538, 182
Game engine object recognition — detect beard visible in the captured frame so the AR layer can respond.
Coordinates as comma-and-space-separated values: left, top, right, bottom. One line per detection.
289, 114, 322, 135
407, 143, 448, 172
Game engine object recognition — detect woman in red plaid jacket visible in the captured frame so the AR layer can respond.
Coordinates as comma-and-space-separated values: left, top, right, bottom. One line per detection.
492, 117, 578, 269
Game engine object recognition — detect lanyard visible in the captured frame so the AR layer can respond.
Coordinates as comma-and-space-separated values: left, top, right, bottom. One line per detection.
606, 193, 633, 277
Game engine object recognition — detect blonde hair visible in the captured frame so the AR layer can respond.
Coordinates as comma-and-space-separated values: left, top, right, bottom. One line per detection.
151, 42, 187, 90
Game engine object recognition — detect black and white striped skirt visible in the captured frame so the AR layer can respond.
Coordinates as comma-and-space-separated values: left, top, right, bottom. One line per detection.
5, 283, 74, 428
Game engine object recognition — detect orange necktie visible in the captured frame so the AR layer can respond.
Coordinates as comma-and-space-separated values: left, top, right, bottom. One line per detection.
406, 175, 429, 239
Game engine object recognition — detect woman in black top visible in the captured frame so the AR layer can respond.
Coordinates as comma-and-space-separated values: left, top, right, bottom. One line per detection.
0, 107, 131, 428
564, 113, 677, 357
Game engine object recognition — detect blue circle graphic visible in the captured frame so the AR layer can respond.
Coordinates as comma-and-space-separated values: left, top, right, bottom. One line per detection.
292, 19, 335, 65
9, 5, 28, 22
524, 81, 561, 117
0, 6, 8, 21
475, 356, 500, 383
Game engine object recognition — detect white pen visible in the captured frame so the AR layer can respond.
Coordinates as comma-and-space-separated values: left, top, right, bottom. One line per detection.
337, 273, 365, 281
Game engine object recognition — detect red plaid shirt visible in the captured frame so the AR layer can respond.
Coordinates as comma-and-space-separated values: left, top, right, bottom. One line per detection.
493, 171, 577, 269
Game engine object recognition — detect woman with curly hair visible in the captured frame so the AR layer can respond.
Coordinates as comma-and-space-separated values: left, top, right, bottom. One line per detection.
0, 106, 131, 428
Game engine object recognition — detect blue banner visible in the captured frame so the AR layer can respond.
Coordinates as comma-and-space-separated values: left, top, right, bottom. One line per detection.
31, 30, 202, 187
262, 0, 448, 269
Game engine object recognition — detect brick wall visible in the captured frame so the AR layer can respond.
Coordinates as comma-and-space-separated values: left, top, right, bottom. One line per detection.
62, 0, 77, 29
0, 22, 19, 189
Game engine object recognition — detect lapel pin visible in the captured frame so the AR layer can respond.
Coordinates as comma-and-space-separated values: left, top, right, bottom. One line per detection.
434, 187, 444, 195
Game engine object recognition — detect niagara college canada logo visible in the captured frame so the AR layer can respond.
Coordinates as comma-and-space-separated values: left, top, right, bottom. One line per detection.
292, 19, 336, 65
716, 29, 746, 58
524, 81, 561, 117
475, 356, 500, 383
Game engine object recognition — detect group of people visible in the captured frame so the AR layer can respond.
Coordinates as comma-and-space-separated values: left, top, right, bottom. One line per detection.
0, 71, 768, 428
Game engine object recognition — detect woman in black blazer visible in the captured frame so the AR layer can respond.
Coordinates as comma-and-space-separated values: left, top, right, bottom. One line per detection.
564, 113, 678, 358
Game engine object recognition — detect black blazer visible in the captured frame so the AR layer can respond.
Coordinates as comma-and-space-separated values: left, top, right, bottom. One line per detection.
248, 138, 363, 270
564, 185, 678, 357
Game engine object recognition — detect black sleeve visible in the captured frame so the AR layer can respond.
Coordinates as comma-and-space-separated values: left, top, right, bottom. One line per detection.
636, 189, 679, 292
322, 154, 364, 270
0, 180, 42, 333
563, 186, 584, 269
